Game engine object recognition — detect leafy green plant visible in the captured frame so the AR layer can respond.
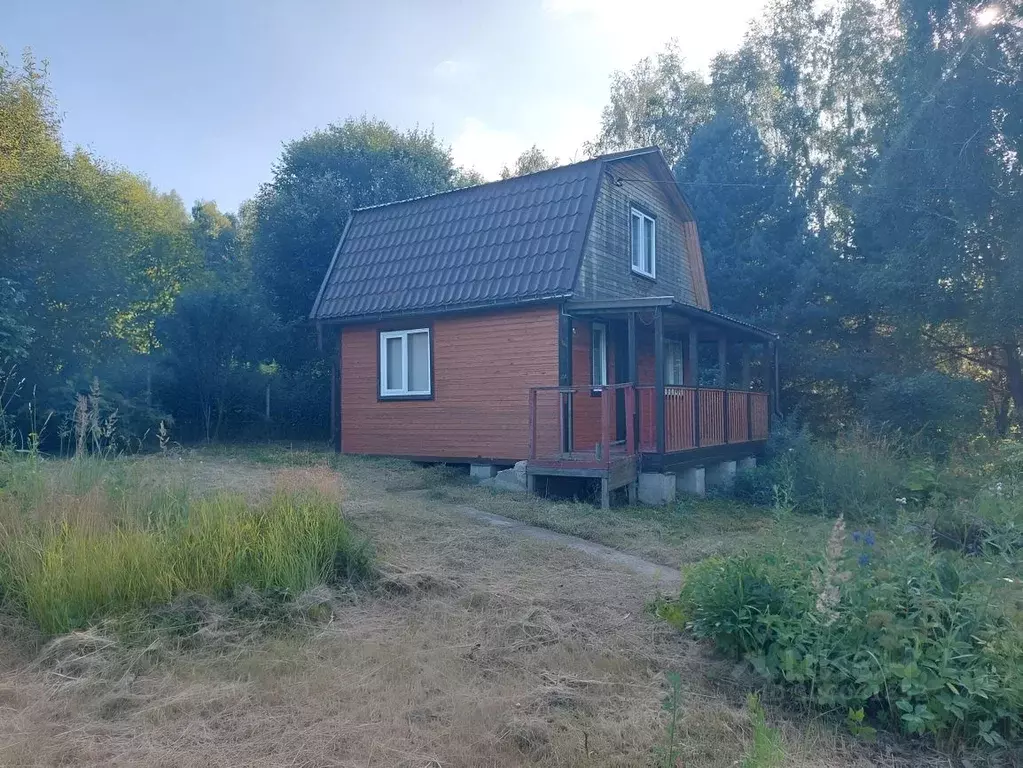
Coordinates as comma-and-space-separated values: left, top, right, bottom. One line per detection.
665, 520, 1023, 747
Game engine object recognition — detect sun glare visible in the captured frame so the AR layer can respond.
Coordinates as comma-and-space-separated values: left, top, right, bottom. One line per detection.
976, 4, 1002, 26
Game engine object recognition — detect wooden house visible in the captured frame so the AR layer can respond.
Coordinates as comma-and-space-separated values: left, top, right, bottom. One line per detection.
310, 147, 778, 506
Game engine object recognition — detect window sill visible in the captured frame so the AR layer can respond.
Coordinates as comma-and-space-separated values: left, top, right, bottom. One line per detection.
378, 393, 434, 402
631, 268, 657, 283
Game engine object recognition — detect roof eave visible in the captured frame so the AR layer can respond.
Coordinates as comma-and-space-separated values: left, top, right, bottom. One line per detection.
311, 293, 573, 327
564, 297, 777, 341
309, 215, 356, 321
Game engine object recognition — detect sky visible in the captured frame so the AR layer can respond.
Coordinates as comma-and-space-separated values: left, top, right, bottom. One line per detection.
3, 0, 768, 212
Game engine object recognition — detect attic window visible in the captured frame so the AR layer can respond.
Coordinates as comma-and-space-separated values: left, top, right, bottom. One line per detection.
630, 208, 656, 278
379, 329, 431, 398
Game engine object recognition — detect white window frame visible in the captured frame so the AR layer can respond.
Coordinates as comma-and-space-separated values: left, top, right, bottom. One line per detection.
591, 322, 608, 387
630, 207, 656, 278
379, 328, 431, 398
665, 339, 684, 386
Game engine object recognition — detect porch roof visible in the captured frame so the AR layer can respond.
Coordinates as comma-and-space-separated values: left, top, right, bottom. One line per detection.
564, 297, 778, 343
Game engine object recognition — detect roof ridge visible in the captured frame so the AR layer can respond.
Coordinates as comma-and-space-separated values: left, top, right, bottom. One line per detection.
352, 146, 660, 214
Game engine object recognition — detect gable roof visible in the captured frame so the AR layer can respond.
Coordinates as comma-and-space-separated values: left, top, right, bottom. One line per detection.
310, 147, 697, 322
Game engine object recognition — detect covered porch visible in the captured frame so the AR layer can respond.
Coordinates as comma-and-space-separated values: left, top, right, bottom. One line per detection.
526, 297, 779, 507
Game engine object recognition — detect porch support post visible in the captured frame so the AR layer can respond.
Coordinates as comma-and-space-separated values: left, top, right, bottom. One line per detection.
717, 337, 727, 387
771, 339, 781, 427
687, 326, 701, 448
558, 311, 573, 453
627, 312, 638, 383
558, 312, 573, 387
718, 336, 729, 443
685, 327, 699, 386
627, 311, 639, 451
654, 308, 665, 455
741, 343, 751, 389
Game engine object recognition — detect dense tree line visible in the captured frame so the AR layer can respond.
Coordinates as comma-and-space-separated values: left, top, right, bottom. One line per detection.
590, 0, 1021, 442
0, 0, 1019, 450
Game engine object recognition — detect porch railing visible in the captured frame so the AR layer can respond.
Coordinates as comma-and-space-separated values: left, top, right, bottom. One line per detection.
530, 384, 769, 462
639, 387, 770, 453
528, 383, 636, 470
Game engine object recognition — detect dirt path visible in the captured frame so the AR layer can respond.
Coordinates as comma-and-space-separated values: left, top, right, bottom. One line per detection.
449, 502, 681, 586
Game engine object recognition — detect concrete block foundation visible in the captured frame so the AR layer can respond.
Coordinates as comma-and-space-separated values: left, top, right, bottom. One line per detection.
483, 461, 528, 492
470, 463, 498, 480
706, 460, 738, 490
638, 472, 677, 506
737, 457, 757, 472
676, 467, 706, 497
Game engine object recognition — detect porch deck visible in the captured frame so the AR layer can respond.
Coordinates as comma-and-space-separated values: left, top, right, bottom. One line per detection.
526, 384, 641, 508
525, 383, 770, 507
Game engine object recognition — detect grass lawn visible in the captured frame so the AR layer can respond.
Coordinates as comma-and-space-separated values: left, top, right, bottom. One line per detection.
0, 445, 944, 767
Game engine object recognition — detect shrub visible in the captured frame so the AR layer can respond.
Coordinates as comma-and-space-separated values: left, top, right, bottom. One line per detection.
734, 424, 907, 520
662, 519, 1023, 747
860, 372, 984, 456
0, 457, 370, 634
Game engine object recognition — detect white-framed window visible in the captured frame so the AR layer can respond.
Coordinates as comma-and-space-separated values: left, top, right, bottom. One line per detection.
665, 339, 684, 386
630, 207, 656, 278
591, 322, 608, 386
379, 328, 431, 398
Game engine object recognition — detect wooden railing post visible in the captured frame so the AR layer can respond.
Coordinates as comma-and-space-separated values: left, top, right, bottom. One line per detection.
628, 311, 638, 450
600, 387, 611, 468
654, 309, 665, 455
529, 388, 537, 460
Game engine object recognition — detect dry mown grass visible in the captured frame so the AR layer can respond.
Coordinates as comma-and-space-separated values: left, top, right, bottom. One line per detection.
0, 448, 944, 766
419, 469, 840, 570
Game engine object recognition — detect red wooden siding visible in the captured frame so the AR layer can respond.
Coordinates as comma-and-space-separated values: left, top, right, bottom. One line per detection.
636, 329, 656, 385
637, 386, 657, 451
340, 307, 559, 459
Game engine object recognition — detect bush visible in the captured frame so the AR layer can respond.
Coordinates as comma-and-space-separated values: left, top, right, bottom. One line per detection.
860, 373, 984, 455
733, 424, 907, 520
0, 457, 370, 634
661, 519, 1023, 747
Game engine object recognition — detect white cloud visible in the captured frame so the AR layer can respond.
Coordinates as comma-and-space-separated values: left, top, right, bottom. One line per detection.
432, 59, 464, 79
450, 117, 524, 179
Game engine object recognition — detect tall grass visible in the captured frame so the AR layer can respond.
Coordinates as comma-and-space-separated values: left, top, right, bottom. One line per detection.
733, 424, 912, 520
0, 456, 370, 635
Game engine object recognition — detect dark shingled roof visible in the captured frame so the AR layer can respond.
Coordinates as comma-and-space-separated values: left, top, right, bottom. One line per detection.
309, 148, 659, 322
